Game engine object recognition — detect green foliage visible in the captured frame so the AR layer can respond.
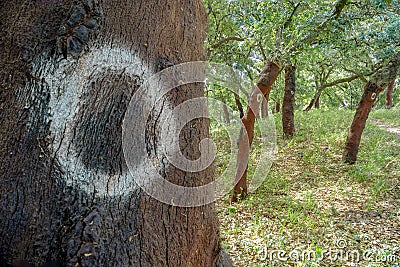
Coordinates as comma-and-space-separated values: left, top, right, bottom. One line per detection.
205, 0, 400, 110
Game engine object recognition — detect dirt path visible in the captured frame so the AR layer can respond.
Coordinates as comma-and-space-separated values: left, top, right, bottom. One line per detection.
369, 118, 400, 139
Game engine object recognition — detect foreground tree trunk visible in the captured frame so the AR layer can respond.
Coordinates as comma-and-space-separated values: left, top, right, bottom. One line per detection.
282, 65, 296, 137
0, 1, 229, 266
343, 53, 400, 164
232, 62, 280, 202
385, 78, 395, 109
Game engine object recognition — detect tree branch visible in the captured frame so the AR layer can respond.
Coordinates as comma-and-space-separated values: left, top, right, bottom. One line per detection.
289, 0, 350, 54
210, 36, 245, 49
284, 2, 301, 29
322, 74, 360, 88
258, 41, 267, 61
332, 0, 349, 19
342, 66, 382, 83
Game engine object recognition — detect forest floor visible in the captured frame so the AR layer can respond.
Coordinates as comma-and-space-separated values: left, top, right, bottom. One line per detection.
370, 119, 400, 139
370, 107, 400, 127
213, 108, 400, 267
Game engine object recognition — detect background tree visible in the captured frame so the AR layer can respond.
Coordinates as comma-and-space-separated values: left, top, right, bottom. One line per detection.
385, 78, 396, 108
282, 65, 297, 137
343, 52, 400, 164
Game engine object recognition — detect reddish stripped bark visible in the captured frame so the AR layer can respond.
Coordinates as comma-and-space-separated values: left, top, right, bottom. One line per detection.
343, 82, 384, 163
282, 65, 296, 137
386, 79, 395, 109
232, 62, 280, 202
343, 53, 400, 164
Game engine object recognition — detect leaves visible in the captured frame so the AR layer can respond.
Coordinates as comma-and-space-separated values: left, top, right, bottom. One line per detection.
206, 0, 399, 110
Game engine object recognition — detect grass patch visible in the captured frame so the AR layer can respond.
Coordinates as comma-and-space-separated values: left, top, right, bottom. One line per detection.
370, 107, 400, 127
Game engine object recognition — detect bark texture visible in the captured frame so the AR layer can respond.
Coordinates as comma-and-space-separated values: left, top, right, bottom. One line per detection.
0, 1, 228, 266
282, 66, 296, 137
343, 53, 400, 164
385, 78, 395, 109
342, 82, 383, 163
232, 62, 280, 202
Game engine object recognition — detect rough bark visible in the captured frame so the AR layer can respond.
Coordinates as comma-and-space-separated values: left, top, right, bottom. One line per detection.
282, 66, 296, 137
0, 1, 228, 266
231, 62, 280, 202
343, 53, 400, 164
385, 78, 395, 109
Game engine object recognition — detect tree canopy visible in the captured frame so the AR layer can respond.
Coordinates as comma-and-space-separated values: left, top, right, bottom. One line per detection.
206, 0, 399, 110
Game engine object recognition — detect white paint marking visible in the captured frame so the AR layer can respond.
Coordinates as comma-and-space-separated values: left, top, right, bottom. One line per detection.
34, 46, 151, 196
